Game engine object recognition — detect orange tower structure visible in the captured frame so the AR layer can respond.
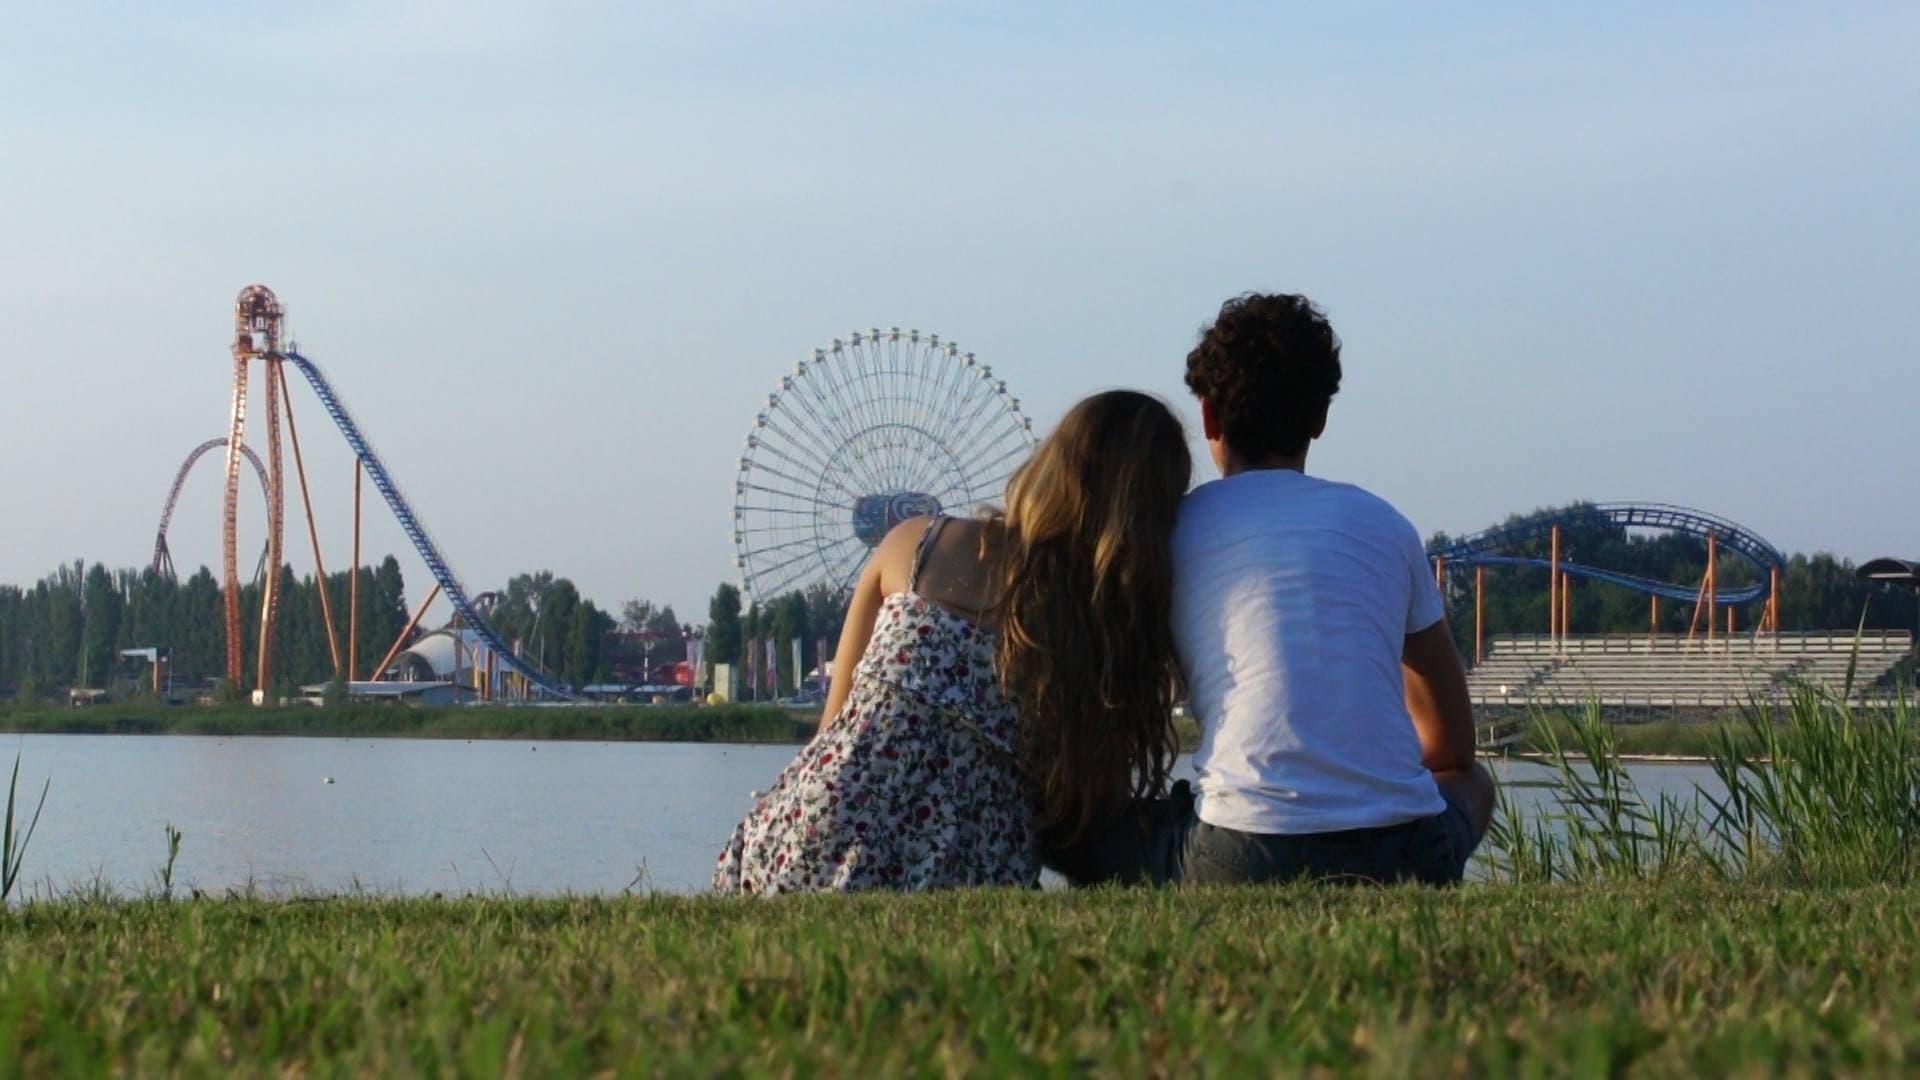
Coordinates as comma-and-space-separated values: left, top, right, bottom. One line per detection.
222, 286, 287, 694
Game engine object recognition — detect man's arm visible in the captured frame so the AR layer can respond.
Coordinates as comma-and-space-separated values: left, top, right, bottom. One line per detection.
1403, 620, 1475, 774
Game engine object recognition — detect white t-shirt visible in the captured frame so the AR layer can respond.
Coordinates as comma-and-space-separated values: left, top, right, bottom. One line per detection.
1172, 469, 1447, 835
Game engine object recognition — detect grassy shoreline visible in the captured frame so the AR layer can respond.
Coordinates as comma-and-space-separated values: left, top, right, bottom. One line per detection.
0, 703, 1866, 760
0, 702, 815, 744
3, 885, 1918, 1072
2, 691, 1917, 1069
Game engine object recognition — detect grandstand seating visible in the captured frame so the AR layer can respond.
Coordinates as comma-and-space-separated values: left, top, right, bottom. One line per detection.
1468, 631, 1913, 710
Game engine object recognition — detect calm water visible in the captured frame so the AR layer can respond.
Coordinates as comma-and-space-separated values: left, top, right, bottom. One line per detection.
2, 735, 1723, 897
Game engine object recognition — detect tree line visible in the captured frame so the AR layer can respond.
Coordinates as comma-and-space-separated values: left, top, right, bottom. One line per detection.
703, 582, 850, 698
0, 558, 410, 700
0, 559, 625, 701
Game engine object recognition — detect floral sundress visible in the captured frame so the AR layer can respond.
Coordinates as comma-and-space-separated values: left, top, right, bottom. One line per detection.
713, 519, 1037, 893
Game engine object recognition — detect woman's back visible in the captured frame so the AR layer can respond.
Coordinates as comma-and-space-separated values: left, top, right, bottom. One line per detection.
713, 516, 1034, 893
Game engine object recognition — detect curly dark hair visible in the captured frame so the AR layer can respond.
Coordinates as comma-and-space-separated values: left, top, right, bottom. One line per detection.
1184, 293, 1343, 462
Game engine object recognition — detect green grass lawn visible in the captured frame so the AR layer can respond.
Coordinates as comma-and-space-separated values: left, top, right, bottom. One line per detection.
3, 885, 1917, 1074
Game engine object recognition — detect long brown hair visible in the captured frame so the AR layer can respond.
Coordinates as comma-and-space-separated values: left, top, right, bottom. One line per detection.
992, 390, 1191, 841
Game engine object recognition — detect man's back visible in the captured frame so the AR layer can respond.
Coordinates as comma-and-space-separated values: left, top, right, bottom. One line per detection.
1172, 469, 1446, 834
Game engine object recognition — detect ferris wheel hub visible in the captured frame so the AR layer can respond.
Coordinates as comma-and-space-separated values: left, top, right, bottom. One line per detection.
853, 492, 944, 547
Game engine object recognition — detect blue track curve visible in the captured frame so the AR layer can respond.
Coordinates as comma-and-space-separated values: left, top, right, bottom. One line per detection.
285, 351, 571, 698
1430, 502, 1785, 605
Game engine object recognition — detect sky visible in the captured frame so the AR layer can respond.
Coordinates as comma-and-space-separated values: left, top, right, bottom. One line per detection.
1, 2, 1916, 622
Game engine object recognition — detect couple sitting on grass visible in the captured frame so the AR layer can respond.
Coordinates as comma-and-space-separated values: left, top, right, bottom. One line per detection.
714, 293, 1495, 894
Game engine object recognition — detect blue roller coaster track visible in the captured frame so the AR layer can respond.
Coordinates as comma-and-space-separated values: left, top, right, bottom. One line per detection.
1429, 502, 1786, 605
284, 351, 571, 698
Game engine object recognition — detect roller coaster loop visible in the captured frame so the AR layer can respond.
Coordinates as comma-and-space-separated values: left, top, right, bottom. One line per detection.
1428, 502, 1786, 605
153, 438, 271, 582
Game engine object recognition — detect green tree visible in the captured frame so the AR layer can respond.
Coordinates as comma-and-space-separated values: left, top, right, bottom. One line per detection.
707, 584, 743, 665
804, 583, 851, 665
643, 605, 686, 665
771, 591, 811, 695
79, 563, 122, 690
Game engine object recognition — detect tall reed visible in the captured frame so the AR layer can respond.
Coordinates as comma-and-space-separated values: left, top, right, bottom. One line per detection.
1487, 677, 1920, 885
1704, 681, 1919, 885
3, 751, 50, 906
1485, 702, 1704, 884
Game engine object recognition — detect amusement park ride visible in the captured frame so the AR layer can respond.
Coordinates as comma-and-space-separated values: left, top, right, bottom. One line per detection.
154, 285, 572, 701
732, 329, 1036, 604
158, 289, 1042, 702
1429, 503, 1788, 664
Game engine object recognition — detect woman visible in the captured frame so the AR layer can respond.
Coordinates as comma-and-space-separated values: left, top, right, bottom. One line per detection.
713, 390, 1192, 893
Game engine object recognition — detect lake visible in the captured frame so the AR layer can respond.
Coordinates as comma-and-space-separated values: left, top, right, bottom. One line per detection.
3, 735, 1723, 897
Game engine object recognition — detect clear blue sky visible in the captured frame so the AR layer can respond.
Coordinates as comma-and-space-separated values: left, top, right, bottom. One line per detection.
2, 2, 1915, 620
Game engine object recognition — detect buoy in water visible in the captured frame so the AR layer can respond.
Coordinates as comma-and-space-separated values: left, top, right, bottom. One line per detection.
324, 776, 336, 785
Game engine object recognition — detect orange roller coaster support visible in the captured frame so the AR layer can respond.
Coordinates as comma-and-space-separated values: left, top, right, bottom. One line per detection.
254, 354, 286, 696
1706, 533, 1718, 648
281, 384, 342, 676
1686, 572, 1708, 645
1770, 565, 1781, 646
1549, 525, 1561, 647
220, 350, 250, 686
1474, 565, 1485, 665
373, 583, 443, 684
349, 460, 362, 682
224, 286, 286, 694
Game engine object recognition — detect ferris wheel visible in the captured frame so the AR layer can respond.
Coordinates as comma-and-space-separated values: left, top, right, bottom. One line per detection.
733, 328, 1037, 604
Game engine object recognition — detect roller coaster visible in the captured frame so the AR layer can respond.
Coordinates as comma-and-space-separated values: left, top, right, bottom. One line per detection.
197, 285, 569, 700
153, 438, 270, 582
1429, 502, 1788, 660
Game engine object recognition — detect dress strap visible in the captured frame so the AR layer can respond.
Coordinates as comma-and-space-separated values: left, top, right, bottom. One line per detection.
907, 516, 949, 594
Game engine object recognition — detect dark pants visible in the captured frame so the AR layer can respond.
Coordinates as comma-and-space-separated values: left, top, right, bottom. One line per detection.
1044, 781, 1483, 887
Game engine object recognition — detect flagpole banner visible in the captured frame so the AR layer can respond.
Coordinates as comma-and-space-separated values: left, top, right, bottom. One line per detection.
792, 639, 803, 692
765, 639, 778, 693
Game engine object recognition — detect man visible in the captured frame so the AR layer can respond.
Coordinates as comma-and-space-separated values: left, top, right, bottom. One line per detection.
1048, 292, 1494, 885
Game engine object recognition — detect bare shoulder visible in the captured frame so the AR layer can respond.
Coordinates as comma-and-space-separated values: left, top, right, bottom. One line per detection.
872, 515, 941, 595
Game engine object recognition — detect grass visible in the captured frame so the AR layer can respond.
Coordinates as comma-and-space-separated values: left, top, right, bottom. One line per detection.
1, 752, 48, 906
5, 682, 1919, 1071
2, 885, 1919, 1073
0, 702, 812, 744
1487, 682, 1920, 887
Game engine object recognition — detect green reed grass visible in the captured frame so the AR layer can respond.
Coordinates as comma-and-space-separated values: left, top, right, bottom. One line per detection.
2, 751, 49, 907
1705, 683, 1920, 885
1488, 680, 1920, 886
